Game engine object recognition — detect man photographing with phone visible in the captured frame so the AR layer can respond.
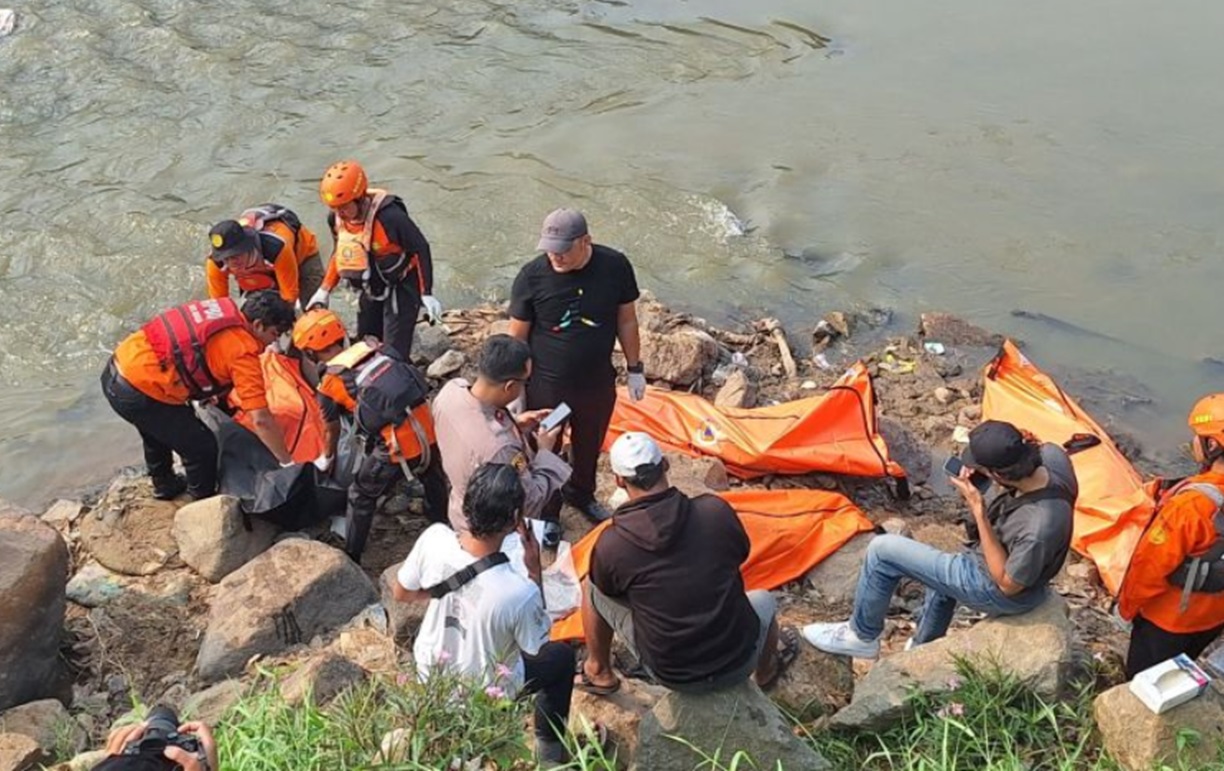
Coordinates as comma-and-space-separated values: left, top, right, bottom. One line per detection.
803, 420, 1078, 659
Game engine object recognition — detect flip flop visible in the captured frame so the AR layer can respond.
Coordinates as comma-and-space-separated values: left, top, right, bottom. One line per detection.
758, 625, 801, 692
574, 669, 621, 696
575, 720, 610, 753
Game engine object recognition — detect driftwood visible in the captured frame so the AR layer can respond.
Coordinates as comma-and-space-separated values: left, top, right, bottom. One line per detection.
756, 318, 798, 379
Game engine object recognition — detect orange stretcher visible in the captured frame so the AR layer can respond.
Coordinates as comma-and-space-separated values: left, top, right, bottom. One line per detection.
981, 340, 1155, 595
230, 351, 329, 464
549, 488, 875, 641
605, 362, 907, 483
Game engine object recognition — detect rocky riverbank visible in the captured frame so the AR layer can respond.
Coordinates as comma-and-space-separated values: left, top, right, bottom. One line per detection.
1, 294, 1219, 770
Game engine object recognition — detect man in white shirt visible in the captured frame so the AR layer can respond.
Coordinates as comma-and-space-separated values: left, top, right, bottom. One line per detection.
391, 463, 576, 765
432, 334, 570, 532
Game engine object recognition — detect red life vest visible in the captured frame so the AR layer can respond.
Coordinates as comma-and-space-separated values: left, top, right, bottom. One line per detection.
141, 298, 246, 400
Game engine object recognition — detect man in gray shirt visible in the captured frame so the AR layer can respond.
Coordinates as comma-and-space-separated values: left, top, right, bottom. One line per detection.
804, 420, 1077, 659
432, 335, 571, 532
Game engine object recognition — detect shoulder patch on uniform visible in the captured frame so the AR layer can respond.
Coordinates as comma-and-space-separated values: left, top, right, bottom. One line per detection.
1148, 525, 1167, 546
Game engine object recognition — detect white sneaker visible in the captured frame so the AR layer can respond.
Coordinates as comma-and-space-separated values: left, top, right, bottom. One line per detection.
802, 621, 881, 660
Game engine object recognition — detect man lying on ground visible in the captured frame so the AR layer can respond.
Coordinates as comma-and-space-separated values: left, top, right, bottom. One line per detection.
577, 432, 799, 696
804, 420, 1078, 658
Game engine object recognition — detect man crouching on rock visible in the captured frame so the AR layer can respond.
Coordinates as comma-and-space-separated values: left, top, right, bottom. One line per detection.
805, 420, 1078, 659
577, 432, 799, 696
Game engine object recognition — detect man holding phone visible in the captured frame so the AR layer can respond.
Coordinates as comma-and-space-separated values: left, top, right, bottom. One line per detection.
432, 334, 571, 532
804, 420, 1078, 658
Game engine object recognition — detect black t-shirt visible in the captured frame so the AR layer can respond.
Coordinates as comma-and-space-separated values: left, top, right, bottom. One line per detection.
508, 245, 640, 386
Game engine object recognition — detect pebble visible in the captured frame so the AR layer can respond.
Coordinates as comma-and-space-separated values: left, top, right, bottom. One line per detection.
0, 9, 15, 37
933, 386, 954, 405
800, 380, 818, 390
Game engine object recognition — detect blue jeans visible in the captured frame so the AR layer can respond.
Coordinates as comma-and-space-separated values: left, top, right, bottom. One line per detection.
849, 534, 1048, 644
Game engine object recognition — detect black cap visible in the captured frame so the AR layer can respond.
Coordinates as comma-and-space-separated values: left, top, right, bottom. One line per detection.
962, 420, 1028, 470
209, 220, 258, 260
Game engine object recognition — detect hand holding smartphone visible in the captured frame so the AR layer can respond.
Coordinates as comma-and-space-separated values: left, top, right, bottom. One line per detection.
943, 456, 992, 495
539, 402, 572, 433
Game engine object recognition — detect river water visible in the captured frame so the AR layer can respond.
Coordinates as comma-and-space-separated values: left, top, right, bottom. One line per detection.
1, 0, 1221, 507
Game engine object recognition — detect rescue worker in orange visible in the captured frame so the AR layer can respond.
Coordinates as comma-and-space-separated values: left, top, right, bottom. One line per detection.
1119, 394, 1224, 678
292, 309, 448, 563
307, 161, 442, 360
205, 205, 323, 308
100, 291, 297, 501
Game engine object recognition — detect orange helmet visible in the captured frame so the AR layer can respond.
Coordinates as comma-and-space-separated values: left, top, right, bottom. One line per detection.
1189, 394, 1224, 443
292, 309, 347, 353
319, 160, 368, 208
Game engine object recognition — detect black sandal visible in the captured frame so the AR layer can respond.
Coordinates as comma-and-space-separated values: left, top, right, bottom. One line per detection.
758, 625, 801, 691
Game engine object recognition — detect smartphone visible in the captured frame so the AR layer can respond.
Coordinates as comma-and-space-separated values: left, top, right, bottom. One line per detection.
943, 456, 992, 495
539, 402, 572, 432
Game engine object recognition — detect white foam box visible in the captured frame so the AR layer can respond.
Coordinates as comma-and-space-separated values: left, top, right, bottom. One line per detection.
1129, 654, 1212, 714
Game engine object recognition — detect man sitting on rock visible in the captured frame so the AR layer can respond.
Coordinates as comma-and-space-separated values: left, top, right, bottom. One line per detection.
805, 420, 1078, 659
577, 432, 798, 696
390, 463, 577, 765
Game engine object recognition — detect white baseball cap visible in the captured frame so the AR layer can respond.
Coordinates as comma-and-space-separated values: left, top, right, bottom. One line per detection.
609, 432, 664, 477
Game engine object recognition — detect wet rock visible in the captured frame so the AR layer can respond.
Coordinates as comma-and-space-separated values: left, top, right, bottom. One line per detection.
831, 595, 1073, 731
569, 678, 667, 769
662, 453, 730, 498
918, 313, 1003, 348
1094, 682, 1224, 771
40, 501, 84, 528
379, 565, 425, 643
195, 540, 378, 682
0, 516, 69, 712
280, 653, 367, 706
425, 349, 466, 379
65, 562, 125, 608
804, 533, 871, 610
410, 325, 451, 365
635, 681, 829, 771
172, 495, 278, 583
639, 329, 718, 387
79, 477, 179, 576
0, 700, 86, 758
0, 733, 44, 771
182, 680, 246, 725
768, 643, 854, 721
714, 369, 756, 409
878, 417, 931, 486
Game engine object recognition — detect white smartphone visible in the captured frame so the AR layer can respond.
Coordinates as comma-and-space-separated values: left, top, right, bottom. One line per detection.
539, 402, 572, 432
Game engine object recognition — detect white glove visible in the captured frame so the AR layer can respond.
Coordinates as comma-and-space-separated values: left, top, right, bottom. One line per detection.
313, 454, 333, 472
279, 460, 296, 469
421, 294, 443, 324
306, 288, 331, 310
627, 371, 647, 402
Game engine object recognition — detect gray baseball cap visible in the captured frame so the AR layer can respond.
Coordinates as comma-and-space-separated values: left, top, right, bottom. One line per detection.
536, 208, 588, 253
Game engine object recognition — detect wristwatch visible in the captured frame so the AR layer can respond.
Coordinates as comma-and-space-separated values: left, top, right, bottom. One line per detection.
626, 362, 644, 374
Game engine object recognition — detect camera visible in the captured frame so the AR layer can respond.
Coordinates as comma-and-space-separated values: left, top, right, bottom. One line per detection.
120, 705, 202, 769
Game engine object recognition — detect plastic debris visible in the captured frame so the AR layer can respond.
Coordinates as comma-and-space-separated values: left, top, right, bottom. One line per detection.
813, 352, 832, 371
800, 380, 818, 390
924, 341, 947, 355
878, 353, 916, 374
952, 425, 972, 444
0, 9, 15, 37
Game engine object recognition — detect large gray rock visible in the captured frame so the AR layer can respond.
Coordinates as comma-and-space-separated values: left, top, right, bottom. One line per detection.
634, 681, 829, 771
1094, 682, 1224, 771
0, 516, 69, 711
78, 476, 179, 576
39, 501, 85, 528
0, 700, 85, 758
65, 562, 126, 608
569, 678, 668, 770
410, 324, 451, 365
0, 733, 44, 771
181, 680, 246, 725
714, 370, 756, 409
195, 540, 378, 682
279, 652, 367, 706
640, 330, 718, 387
768, 643, 855, 722
803, 533, 872, 610
172, 495, 278, 583
831, 594, 1073, 731
426, 349, 466, 379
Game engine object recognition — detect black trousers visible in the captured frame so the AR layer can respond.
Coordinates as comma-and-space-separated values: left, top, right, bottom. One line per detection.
1126, 613, 1224, 679
526, 377, 617, 514
346, 444, 448, 562
101, 359, 218, 499
522, 641, 576, 743
357, 284, 422, 361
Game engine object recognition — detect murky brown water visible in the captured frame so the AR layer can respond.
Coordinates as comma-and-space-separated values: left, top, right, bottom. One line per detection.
2, 0, 1221, 506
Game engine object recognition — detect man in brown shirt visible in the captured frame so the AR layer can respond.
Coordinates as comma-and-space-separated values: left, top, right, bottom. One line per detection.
431, 334, 570, 532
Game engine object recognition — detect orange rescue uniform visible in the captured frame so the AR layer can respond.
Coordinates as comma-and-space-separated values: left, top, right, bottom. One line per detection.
113, 326, 269, 410
206, 218, 320, 304
1119, 470, 1224, 633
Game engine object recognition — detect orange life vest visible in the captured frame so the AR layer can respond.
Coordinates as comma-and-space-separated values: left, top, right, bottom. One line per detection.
230, 351, 329, 463
321, 340, 435, 467
209, 204, 306, 292
333, 189, 392, 288
140, 298, 246, 400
